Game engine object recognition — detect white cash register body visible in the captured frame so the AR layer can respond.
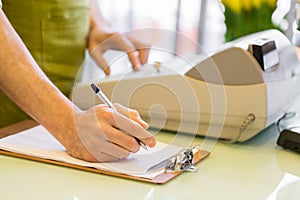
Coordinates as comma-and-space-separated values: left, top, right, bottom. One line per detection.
72, 30, 300, 142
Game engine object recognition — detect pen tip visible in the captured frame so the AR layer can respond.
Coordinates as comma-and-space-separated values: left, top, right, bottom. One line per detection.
140, 142, 148, 151
91, 83, 100, 93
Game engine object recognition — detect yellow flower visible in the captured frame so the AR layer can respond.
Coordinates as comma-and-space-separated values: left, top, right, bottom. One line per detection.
222, 0, 278, 41
221, 0, 277, 13
265, 0, 277, 7
221, 0, 242, 13
243, 0, 252, 11
253, 0, 263, 9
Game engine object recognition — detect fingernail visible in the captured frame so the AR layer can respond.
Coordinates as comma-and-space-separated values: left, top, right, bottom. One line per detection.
140, 120, 149, 129
136, 116, 148, 128
133, 64, 141, 71
149, 138, 156, 147
104, 68, 110, 75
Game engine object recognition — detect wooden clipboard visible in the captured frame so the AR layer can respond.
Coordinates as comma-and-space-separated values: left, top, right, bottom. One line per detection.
0, 120, 210, 184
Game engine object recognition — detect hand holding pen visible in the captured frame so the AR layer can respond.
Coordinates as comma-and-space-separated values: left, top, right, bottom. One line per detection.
91, 83, 155, 151
65, 84, 156, 163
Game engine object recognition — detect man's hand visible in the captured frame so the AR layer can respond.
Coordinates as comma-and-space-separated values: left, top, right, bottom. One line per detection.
65, 104, 156, 162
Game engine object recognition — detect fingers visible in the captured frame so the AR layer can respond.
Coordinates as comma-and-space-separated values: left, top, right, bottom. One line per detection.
90, 48, 110, 75
69, 105, 156, 162
89, 31, 150, 75
123, 35, 150, 69
107, 111, 156, 148
138, 48, 150, 65
127, 51, 141, 71
107, 33, 146, 71
113, 103, 149, 129
126, 36, 150, 65
101, 123, 141, 153
95, 105, 156, 148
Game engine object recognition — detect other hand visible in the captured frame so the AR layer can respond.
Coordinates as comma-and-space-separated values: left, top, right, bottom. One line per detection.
88, 27, 150, 75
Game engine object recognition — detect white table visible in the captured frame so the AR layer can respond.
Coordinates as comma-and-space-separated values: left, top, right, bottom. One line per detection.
0, 122, 300, 200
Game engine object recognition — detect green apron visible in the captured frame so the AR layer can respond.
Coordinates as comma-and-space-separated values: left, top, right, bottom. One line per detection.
0, 0, 90, 128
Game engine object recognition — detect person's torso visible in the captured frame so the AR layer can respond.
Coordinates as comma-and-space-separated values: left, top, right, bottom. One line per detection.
2, 0, 90, 95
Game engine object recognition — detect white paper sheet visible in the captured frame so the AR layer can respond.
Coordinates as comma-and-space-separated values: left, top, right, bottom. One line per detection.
0, 125, 183, 179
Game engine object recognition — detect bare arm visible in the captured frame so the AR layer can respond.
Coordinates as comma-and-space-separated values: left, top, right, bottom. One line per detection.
0, 10, 77, 143
0, 9, 156, 162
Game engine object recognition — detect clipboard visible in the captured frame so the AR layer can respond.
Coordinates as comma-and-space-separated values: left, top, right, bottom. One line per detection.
0, 120, 210, 184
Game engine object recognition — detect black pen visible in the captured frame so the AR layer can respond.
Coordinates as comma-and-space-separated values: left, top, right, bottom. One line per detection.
90, 83, 148, 151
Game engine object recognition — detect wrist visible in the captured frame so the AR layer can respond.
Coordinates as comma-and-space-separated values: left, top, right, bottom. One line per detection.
36, 92, 82, 149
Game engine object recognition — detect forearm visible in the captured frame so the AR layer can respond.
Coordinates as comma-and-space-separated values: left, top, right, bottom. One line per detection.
0, 10, 78, 146
0, 7, 155, 163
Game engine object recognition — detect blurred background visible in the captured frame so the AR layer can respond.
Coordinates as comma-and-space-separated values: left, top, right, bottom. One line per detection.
97, 0, 296, 55
81, 0, 298, 81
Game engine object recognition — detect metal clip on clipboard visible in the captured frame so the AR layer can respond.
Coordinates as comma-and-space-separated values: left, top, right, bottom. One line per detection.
146, 144, 203, 173
164, 144, 200, 172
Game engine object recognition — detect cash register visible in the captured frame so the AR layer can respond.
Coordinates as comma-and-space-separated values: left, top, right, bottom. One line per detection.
71, 29, 300, 143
